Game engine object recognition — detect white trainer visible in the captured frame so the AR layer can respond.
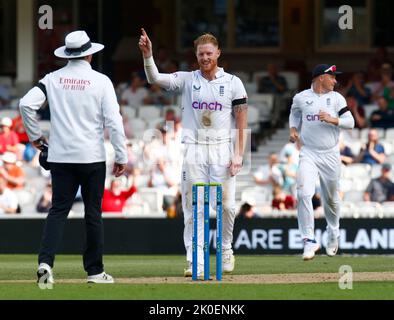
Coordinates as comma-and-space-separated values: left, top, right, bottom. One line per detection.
326, 234, 339, 257
302, 240, 320, 261
37, 263, 54, 284
223, 250, 235, 273
184, 262, 192, 277
185, 262, 204, 278
87, 272, 114, 284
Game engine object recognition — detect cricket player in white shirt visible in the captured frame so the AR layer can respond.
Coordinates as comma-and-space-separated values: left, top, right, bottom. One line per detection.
20, 31, 128, 284
289, 64, 355, 260
139, 29, 248, 276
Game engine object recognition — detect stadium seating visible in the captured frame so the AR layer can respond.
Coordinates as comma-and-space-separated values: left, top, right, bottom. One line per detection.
248, 93, 275, 124
138, 105, 162, 121
129, 118, 147, 139
252, 71, 299, 91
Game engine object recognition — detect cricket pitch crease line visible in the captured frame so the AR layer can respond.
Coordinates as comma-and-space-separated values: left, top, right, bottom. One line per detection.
1, 272, 394, 284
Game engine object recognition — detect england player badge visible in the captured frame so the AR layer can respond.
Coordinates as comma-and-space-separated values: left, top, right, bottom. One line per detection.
219, 85, 225, 96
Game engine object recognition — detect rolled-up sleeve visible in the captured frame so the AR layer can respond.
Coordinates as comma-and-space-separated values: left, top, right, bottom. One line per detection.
19, 81, 47, 141
101, 77, 128, 164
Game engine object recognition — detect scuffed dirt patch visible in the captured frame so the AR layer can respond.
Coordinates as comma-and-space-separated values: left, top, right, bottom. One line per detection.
2, 272, 394, 284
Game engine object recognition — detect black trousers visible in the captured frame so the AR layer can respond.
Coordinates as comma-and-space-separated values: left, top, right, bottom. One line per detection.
38, 162, 106, 276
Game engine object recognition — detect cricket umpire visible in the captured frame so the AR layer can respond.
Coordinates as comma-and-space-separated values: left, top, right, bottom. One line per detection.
19, 30, 128, 284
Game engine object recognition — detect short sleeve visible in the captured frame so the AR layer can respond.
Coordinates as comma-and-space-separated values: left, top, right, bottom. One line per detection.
377, 144, 385, 154
231, 76, 247, 106
336, 92, 348, 114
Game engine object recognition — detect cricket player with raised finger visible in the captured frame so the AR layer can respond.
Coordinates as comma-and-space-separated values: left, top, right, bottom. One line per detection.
138, 28, 248, 277
289, 64, 355, 261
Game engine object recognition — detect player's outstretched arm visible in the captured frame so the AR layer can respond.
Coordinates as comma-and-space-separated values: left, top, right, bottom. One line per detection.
138, 27, 182, 90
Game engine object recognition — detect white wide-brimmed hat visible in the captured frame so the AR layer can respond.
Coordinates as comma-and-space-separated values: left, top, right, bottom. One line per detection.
54, 30, 104, 59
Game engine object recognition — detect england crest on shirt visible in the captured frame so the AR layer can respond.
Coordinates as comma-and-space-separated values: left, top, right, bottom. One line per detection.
219, 85, 225, 96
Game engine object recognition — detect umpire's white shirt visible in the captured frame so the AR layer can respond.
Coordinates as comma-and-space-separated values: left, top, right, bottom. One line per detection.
20, 60, 127, 164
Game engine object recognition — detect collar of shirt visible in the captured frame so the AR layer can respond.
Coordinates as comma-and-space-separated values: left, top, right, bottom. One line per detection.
197, 67, 225, 81
310, 84, 332, 97
67, 60, 92, 70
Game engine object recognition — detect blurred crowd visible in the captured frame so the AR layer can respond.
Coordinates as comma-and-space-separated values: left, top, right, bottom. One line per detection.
1, 46, 394, 218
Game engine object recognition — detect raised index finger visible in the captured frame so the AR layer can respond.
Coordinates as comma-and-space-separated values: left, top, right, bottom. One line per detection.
141, 28, 149, 39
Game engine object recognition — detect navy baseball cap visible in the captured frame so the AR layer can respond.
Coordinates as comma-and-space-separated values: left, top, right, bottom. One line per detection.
312, 64, 342, 79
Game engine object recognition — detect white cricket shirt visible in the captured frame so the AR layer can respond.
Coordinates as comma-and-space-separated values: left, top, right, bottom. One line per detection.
289, 87, 354, 152
144, 58, 247, 145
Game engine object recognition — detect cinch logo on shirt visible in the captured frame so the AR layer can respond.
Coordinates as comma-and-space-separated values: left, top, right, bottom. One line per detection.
306, 114, 321, 121
192, 101, 223, 111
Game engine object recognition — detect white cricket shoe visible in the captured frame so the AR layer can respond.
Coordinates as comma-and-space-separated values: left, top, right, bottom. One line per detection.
87, 272, 114, 284
223, 250, 235, 273
37, 263, 54, 284
302, 239, 320, 261
326, 234, 339, 257
185, 262, 204, 278
184, 262, 192, 277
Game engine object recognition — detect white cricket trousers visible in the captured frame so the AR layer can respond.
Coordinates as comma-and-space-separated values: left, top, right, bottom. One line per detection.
296, 146, 341, 240
181, 143, 236, 264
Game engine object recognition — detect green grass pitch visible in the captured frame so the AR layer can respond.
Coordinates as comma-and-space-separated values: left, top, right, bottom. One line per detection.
0, 254, 394, 300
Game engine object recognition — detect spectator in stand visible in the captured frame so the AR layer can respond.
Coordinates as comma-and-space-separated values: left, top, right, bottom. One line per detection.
0, 84, 10, 108
148, 158, 180, 212
102, 171, 138, 213
339, 133, 355, 165
36, 181, 53, 213
279, 140, 301, 165
0, 117, 20, 155
0, 152, 25, 190
257, 63, 288, 94
370, 96, 394, 129
156, 46, 172, 73
253, 152, 283, 191
124, 141, 139, 178
11, 112, 29, 144
279, 149, 298, 197
383, 86, 394, 110
0, 176, 18, 215
173, 117, 183, 146
367, 47, 393, 82
371, 63, 394, 101
271, 185, 296, 211
356, 128, 386, 165
144, 83, 171, 106
237, 202, 258, 219
12, 112, 37, 163
164, 108, 177, 122
345, 94, 367, 129
364, 163, 394, 203
341, 72, 371, 107
120, 72, 149, 108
